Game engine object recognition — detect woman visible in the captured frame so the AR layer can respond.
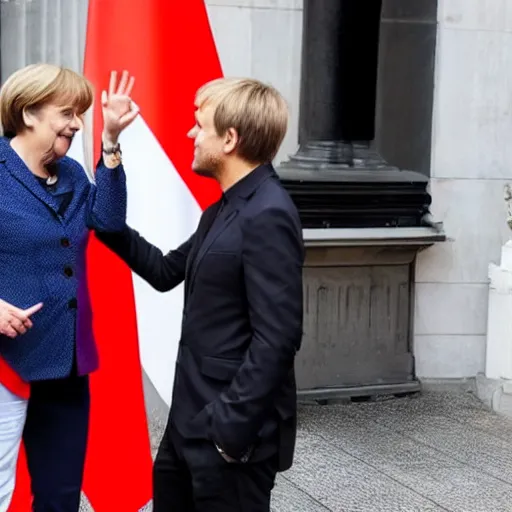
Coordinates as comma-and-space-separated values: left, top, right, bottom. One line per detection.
0, 63, 137, 511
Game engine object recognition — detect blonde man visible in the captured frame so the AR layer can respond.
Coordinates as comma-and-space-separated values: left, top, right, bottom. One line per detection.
0, 64, 137, 511
98, 77, 304, 512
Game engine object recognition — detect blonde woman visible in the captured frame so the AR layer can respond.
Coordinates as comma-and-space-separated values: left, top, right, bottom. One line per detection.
0, 64, 137, 511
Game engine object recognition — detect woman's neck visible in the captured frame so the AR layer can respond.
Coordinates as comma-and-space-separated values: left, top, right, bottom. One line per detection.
9, 135, 53, 178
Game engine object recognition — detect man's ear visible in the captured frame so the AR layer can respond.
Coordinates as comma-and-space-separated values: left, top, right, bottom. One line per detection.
223, 127, 239, 155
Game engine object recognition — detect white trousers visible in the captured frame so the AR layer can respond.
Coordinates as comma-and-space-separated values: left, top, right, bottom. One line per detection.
0, 383, 28, 512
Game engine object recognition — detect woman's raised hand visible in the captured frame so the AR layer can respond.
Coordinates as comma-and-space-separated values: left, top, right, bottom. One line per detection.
101, 70, 139, 144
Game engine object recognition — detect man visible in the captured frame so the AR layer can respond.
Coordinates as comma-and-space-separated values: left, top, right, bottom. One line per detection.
97, 77, 304, 511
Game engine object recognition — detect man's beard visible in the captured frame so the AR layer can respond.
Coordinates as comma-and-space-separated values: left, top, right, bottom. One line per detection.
192, 152, 221, 179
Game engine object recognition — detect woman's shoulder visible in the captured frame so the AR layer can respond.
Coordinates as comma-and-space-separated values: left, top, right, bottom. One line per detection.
0, 136, 14, 161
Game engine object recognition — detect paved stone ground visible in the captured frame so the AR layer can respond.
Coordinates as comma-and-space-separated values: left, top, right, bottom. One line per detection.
272, 390, 512, 512
82, 390, 512, 511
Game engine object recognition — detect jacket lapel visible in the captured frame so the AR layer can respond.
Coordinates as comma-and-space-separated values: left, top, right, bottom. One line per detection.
187, 201, 239, 296
54, 168, 83, 223
184, 203, 219, 295
184, 164, 277, 300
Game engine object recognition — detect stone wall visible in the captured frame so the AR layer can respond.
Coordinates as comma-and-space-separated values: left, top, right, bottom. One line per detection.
414, 0, 512, 378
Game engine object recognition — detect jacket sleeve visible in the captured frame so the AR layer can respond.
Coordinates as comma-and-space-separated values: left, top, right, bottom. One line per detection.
208, 206, 304, 458
86, 158, 127, 232
96, 226, 193, 292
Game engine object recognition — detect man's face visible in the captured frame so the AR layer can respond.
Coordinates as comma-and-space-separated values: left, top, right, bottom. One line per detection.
187, 105, 225, 178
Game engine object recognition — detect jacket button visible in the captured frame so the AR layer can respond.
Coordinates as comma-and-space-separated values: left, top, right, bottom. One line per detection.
61, 238, 70, 247
68, 298, 77, 309
64, 266, 73, 278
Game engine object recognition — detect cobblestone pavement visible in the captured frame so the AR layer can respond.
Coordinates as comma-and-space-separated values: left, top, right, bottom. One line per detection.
82, 390, 512, 511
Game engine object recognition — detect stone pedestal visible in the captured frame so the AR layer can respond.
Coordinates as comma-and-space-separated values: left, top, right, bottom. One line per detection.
475, 240, 512, 419
485, 240, 512, 380
296, 226, 443, 399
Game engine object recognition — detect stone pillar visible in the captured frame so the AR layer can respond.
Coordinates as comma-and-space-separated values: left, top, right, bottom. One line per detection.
278, 0, 432, 230
293, 0, 384, 168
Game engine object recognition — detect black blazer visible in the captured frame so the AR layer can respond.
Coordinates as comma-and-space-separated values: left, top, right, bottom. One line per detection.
97, 164, 304, 471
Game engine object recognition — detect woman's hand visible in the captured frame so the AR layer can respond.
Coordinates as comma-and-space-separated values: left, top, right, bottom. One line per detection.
101, 70, 139, 145
0, 300, 43, 339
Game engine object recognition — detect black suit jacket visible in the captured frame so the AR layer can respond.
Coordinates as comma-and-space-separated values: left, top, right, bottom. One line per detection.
97, 164, 304, 471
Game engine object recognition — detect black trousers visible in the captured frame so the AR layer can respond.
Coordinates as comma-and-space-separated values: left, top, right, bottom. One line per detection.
153, 421, 278, 512
23, 373, 90, 512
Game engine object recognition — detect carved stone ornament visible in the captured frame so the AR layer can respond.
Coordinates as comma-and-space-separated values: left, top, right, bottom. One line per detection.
504, 184, 512, 230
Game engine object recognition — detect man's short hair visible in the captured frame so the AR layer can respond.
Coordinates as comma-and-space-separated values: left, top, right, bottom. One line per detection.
195, 77, 288, 164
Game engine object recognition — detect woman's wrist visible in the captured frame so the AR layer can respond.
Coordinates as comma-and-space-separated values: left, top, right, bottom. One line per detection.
102, 153, 122, 169
101, 131, 119, 149
101, 131, 122, 169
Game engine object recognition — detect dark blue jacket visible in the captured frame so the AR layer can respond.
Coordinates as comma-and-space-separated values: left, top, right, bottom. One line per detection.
0, 137, 126, 381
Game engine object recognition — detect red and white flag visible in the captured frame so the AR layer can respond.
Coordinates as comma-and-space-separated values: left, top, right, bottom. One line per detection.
9, 1, 222, 510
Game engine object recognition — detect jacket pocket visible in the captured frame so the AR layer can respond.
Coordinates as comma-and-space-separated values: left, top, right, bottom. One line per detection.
200, 355, 242, 382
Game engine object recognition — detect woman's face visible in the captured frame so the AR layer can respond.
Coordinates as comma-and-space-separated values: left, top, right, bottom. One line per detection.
27, 102, 83, 161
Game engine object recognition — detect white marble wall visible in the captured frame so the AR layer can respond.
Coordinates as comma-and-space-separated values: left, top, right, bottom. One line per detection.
414, 0, 512, 378
205, 0, 303, 165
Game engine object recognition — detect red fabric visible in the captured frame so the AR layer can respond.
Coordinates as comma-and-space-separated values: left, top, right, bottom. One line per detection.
82, 1, 222, 510
0, 358, 29, 400
8, 444, 32, 511
85, 0, 223, 209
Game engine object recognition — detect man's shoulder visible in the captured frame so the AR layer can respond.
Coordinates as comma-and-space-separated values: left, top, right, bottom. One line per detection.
253, 173, 297, 208
241, 191, 302, 248
248, 177, 300, 226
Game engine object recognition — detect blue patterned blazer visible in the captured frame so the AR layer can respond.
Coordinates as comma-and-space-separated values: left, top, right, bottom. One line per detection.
0, 136, 127, 382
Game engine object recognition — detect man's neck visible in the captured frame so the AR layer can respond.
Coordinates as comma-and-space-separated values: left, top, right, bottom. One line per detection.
218, 160, 261, 192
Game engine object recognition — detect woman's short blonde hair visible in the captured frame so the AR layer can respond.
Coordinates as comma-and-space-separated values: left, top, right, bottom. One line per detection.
0, 63, 93, 137
195, 77, 288, 164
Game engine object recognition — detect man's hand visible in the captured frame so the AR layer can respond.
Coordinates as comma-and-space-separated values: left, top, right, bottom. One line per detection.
214, 443, 238, 463
0, 300, 43, 338
215, 442, 253, 464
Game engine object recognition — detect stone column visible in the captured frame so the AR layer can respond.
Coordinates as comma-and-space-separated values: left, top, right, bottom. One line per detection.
278, 0, 431, 230
288, 0, 387, 170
